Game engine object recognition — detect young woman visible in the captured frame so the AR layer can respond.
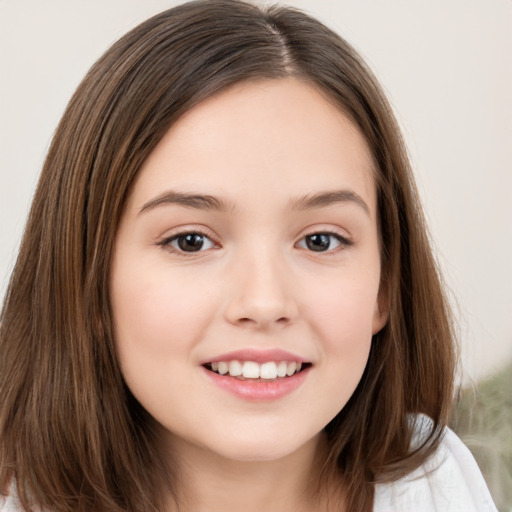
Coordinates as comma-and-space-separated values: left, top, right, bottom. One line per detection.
0, 1, 498, 511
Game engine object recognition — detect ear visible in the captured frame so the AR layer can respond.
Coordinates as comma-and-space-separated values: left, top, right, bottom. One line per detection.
372, 279, 389, 335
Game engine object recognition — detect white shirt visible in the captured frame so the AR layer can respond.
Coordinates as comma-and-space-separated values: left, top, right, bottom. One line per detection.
374, 426, 498, 511
1, 426, 498, 512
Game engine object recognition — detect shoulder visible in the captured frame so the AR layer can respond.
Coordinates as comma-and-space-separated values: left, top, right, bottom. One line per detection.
373, 416, 498, 512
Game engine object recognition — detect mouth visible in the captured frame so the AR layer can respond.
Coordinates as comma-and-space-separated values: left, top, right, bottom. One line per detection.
203, 360, 312, 381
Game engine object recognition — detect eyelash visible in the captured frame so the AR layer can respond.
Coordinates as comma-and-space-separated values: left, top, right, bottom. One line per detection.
157, 230, 353, 255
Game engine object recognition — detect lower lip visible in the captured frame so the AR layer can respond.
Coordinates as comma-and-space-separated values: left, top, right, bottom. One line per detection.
202, 366, 310, 401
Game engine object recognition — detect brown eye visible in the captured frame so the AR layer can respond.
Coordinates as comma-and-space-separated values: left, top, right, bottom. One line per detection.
305, 234, 332, 251
177, 234, 206, 252
162, 232, 216, 253
297, 232, 351, 253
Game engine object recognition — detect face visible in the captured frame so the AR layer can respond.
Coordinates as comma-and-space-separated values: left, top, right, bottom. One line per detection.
111, 78, 388, 463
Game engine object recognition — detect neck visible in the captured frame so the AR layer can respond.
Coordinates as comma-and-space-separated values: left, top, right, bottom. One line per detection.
162, 432, 343, 512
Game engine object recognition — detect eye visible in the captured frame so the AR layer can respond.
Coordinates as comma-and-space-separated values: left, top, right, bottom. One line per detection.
160, 232, 216, 253
297, 232, 351, 252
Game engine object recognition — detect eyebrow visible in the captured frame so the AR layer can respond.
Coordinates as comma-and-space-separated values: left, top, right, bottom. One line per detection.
289, 190, 370, 216
139, 188, 370, 216
139, 190, 236, 214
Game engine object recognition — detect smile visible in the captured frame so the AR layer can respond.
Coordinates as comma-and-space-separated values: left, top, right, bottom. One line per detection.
202, 355, 312, 401
204, 360, 310, 380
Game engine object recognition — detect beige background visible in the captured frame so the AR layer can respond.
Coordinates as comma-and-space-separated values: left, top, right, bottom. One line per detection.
1, 0, 511, 383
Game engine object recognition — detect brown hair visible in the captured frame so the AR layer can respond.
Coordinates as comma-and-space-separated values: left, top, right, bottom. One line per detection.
0, 1, 456, 510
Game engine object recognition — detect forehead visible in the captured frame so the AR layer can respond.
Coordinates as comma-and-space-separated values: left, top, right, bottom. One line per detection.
129, 78, 376, 215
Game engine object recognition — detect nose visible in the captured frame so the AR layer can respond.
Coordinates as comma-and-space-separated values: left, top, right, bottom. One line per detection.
223, 248, 298, 329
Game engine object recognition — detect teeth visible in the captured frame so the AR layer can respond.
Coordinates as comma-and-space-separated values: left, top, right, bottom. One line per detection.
242, 361, 260, 379
208, 360, 305, 379
260, 362, 278, 379
276, 361, 287, 377
286, 362, 297, 376
228, 360, 243, 376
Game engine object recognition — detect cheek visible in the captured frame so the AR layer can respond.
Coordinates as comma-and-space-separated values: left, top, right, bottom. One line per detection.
109, 261, 216, 421
110, 260, 217, 363
305, 276, 379, 349
294, 275, 379, 430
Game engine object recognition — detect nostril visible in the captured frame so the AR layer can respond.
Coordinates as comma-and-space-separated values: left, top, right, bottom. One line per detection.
236, 316, 290, 327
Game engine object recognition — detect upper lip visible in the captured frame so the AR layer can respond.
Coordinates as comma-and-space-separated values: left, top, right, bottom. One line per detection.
201, 348, 309, 365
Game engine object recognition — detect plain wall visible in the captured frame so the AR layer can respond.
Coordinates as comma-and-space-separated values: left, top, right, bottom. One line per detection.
1, 0, 511, 383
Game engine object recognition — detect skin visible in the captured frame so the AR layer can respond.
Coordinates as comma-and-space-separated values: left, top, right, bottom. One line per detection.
110, 78, 388, 511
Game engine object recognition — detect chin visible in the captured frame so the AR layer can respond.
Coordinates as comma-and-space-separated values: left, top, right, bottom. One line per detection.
202, 428, 320, 463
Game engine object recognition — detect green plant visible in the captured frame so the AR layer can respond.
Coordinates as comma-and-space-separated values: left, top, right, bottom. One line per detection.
451, 362, 512, 512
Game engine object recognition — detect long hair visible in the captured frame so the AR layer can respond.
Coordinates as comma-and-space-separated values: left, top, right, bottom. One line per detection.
0, 1, 456, 511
